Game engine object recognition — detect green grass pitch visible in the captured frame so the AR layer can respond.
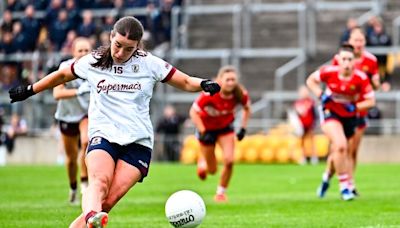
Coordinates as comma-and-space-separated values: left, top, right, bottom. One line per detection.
0, 163, 399, 227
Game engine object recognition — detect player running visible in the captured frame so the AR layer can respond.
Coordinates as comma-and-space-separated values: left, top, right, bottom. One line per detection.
293, 85, 318, 165
190, 65, 251, 202
319, 27, 380, 197
9, 16, 220, 228
307, 44, 375, 201
53, 37, 92, 204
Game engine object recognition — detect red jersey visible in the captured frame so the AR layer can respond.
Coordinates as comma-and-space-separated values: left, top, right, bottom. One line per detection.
332, 51, 378, 117
317, 65, 374, 118
192, 91, 250, 130
294, 97, 315, 129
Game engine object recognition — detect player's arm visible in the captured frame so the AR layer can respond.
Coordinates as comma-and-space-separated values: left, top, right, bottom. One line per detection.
240, 101, 251, 129
371, 73, 381, 90
189, 105, 206, 134
53, 83, 79, 100
356, 97, 375, 111
9, 67, 76, 103
167, 70, 220, 95
34, 67, 76, 93
306, 70, 323, 98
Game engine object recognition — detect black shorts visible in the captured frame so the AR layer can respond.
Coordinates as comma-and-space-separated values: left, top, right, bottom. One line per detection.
195, 124, 234, 145
59, 121, 80, 136
356, 116, 368, 129
87, 137, 152, 182
58, 116, 88, 136
321, 109, 357, 138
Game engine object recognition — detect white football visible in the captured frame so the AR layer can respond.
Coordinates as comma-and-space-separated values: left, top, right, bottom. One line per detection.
165, 190, 206, 228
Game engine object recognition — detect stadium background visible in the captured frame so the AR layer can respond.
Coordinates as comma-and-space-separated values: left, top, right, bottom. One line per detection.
0, 0, 399, 164
1, 1, 400, 228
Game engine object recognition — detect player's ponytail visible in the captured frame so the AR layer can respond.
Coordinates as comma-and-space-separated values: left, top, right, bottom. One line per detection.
91, 16, 144, 70
216, 65, 245, 103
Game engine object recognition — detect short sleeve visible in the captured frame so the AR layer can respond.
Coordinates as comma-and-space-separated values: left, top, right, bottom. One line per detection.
192, 92, 209, 115
147, 53, 176, 83
71, 54, 95, 80
318, 65, 336, 82
361, 77, 375, 99
58, 59, 72, 70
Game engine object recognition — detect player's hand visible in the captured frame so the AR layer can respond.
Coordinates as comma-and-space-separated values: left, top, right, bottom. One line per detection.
76, 83, 90, 96
9, 85, 36, 103
200, 79, 220, 96
236, 128, 246, 141
320, 93, 332, 105
344, 103, 357, 113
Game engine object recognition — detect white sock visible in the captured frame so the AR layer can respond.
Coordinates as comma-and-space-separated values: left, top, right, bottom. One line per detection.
338, 173, 349, 191
322, 172, 331, 183
216, 185, 226, 195
81, 181, 88, 195
348, 177, 355, 191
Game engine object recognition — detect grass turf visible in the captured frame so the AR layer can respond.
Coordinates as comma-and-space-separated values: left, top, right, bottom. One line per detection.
0, 163, 399, 227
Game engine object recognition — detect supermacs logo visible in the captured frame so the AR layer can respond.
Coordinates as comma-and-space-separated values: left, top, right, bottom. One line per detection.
96, 79, 141, 94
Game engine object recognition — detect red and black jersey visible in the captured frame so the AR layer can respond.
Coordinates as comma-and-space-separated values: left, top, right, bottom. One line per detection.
192, 91, 250, 130
317, 65, 374, 117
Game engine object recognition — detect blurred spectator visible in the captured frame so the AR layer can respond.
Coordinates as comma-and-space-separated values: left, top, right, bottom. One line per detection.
103, 14, 116, 32
49, 9, 72, 50
366, 18, 392, 91
0, 65, 19, 90
365, 15, 379, 38
32, 0, 50, 10
6, 0, 24, 11
156, 105, 186, 161
150, 0, 182, 45
12, 22, 29, 52
340, 17, 358, 45
21, 5, 41, 51
126, 0, 148, 7
0, 32, 16, 54
45, 0, 63, 26
65, 0, 81, 29
61, 30, 78, 55
1, 10, 14, 33
77, 0, 94, 9
96, 0, 114, 8
77, 10, 96, 37
98, 31, 111, 46
3, 113, 28, 154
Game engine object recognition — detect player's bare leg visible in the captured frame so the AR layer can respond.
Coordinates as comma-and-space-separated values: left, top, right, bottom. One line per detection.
348, 127, 365, 195
197, 144, 217, 180
321, 121, 354, 200
70, 160, 141, 228
80, 150, 115, 227
79, 118, 89, 194
214, 133, 235, 202
62, 133, 80, 204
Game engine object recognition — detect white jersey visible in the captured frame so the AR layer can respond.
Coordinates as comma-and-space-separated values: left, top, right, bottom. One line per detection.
71, 51, 176, 149
54, 58, 89, 123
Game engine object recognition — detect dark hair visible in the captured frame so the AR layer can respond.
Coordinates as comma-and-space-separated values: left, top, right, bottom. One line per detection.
339, 43, 354, 53
91, 16, 144, 70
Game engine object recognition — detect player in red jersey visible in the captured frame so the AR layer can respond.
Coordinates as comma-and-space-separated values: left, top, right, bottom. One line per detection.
307, 44, 375, 200
190, 65, 251, 202
293, 86, 318, 164
326, 27, 380, 195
